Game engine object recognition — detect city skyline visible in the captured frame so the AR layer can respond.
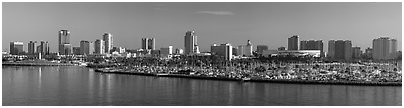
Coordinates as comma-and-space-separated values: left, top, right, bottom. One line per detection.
3, 2, 402, 52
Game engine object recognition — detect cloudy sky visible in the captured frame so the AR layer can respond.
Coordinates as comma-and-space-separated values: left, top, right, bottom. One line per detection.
3, 2, 401, 52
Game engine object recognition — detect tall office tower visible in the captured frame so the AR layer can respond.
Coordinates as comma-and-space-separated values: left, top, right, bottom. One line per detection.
237, 40, 253, 57
141, 38, 155, 50
330, 40, 352, 60
94, 39, 105, 54
80, 40, 94, 55
327, 40, 335, 58
352, 47, 362, 59
102, 33, 113, 54
73, 47, 81, 55
300, 40, 324, 56
28, 41, 36, 55
39, 41, 49, 55
211, 43, 233, 60
10, 41, 24, 55
372, 37, 397, 60
288, 35, 299, 50
58, 30, 71, 55
148, 38, 155, 50
257, 45, 268, 54
184, 31, 198, 55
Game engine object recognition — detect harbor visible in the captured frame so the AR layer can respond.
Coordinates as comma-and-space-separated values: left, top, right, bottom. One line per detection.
91, 61, 402, 86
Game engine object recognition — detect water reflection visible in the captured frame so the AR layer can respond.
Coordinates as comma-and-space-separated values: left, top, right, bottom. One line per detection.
2, 66, 402, 106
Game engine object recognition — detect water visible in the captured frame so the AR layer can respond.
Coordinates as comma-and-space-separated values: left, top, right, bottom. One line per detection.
2, 66, 401, 106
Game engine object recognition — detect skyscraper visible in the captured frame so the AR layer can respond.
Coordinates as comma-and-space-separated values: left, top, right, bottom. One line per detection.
10, 41, 24, 55
103, 33, 113, 54
329, 40, 352, 60
94, 39, 104, 54
184, 31, 198, 55
211, 43, 233, 60
288, 35, 299, 50
38, 41, 49, 55
141, 38, 155, 50
28, 41, 36, 55
372, 37, 397, 60
237, 40, 253, 57
327, 40, 335, 58
352, 46, 362, 59
58, 30, 72, 55
80, 40, 94, 55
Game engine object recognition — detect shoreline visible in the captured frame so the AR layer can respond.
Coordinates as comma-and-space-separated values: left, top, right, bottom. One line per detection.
2, 62, 76, 66
94, 70, 402, 86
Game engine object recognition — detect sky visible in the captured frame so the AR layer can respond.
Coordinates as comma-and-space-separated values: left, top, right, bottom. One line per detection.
2, 2, 402, 53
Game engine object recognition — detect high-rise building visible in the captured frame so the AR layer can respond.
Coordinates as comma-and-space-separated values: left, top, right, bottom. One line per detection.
94, 39, 104, 54
211, 43, 233, 60
238, 40, 253, 57
73, 47, 81, 55
141, 38, 155, 50
58, 30, 71, 55
37, 41, 49, 55
80, 40, 94, 55
327, 40, 335, 58
300, 40, 324, 57
184, 31, 198, 55
352, 47, 362, 59
288, 35, 299, 50
28, 41, 36, 55
103, 33, 113, 54
10, 41, 24, 55
372, 37, 397, 60
329, 40, 351, 60
257, 45, 268, 54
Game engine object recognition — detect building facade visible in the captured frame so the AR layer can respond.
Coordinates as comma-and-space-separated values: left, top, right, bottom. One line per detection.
211, 43, 233, 60
80, 40, 94, 55
352, 46, 362, 59
329, 40, 352, 60
103, 33, 113, 54
372, 37, 397, 60
10, 41, 24, 55
38, 41, 49, 55
184, 31, 198, 55
237, 40, 253, 57
141, 37, 155, 50
58, 30, 72, 55
94, 39, 105, 54
28, 41, 36, 55
256, 45, 268, 54
288, 35, 299, 50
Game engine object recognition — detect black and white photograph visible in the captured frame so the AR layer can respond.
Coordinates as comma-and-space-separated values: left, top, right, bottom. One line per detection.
2, 1, 402, 106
